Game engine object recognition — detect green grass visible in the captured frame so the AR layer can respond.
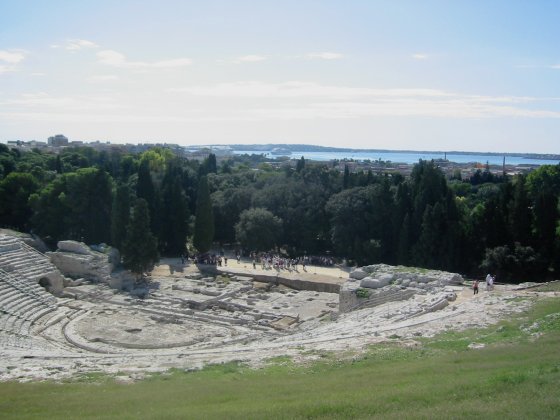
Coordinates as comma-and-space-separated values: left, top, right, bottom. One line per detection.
1, 299, 559, 419
531, 281, 560, 292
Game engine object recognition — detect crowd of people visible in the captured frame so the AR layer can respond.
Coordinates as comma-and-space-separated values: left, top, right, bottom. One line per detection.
190, 250, 336, 272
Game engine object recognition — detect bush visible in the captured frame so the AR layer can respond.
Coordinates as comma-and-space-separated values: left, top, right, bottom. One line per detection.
356, 288, 370, 298
480, 243, 547, 283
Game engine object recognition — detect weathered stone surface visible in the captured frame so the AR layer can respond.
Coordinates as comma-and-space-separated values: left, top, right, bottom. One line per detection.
349, 268, 368, 280
48, 250, 110, 283
109, 269, 135, 290
48, 241, 132, 289
360, 277, 390, 289
21, 235, 49, 253
340, 264, 464, 313
57, 240, 91, 255
0, 233, 65, 295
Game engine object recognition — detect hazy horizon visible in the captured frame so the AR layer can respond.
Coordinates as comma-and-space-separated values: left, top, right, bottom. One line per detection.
1, 1, 560, 153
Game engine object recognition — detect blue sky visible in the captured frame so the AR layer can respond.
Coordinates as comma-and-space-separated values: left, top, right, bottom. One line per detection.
1, 0, 559, 152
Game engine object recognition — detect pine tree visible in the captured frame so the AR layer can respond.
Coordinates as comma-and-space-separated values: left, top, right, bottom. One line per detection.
122, 199, 159, 279
193, 175, 214, 253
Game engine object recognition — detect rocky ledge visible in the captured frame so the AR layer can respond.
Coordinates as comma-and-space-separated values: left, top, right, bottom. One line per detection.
340, 264, 463, 312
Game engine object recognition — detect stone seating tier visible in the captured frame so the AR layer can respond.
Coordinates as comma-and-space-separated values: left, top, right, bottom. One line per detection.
1, 281, 56, 306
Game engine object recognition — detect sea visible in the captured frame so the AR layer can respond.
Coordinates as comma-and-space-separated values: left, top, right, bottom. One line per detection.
233, 150, 560, 166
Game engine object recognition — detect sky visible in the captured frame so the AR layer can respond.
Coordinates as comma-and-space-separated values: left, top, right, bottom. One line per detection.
1, 0, 560, 153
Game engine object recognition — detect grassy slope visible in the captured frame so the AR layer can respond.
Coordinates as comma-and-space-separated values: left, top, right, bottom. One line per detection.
1, 298, 559, 420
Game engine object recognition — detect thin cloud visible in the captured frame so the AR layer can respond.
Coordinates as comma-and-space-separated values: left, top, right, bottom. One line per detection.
167, 81, 560, 120
412, 53, 428, 60
0, 50, 26, 64
66, 39, 99, 51
97, 50, 192, 69
234, 55, 267, 63
88, 74, 119, 83
169, 81, 452, 98
306, 52, 343, 60
0, 50, 26, 74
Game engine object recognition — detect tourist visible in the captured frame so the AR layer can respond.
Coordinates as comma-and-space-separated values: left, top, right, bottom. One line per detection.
473, 279, 479, 295
485, 273, 492, 291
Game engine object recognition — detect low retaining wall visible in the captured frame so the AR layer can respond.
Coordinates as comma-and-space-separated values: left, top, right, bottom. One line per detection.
201, 265, 343, 294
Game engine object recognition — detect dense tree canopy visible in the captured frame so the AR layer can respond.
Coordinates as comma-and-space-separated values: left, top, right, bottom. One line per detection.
193, 175, 214, 253
235, 207, 283, 252
1, 143, 558, 282
0, 172, 39, 231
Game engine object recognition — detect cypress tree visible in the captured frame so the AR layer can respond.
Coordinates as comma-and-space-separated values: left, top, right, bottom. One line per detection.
193, 175, 214, 253
136, 160, 158, 233
296, 156, 305, 173
207, 153, 217, 174
343, 165, 351, 189
160, 167, 189, 255
111, 184, 131, 250
122, 198, 159, 279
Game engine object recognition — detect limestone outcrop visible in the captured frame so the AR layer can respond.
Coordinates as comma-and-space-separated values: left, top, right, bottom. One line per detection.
340, 264, 463, 312
47, 241, 133, 289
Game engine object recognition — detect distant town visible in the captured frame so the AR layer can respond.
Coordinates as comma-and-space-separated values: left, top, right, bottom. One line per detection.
4, 134, 559, 180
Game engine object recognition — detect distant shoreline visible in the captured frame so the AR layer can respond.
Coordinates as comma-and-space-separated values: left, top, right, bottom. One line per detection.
200, 144, 560, 161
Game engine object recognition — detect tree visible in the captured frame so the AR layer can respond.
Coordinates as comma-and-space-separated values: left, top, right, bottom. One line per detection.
480, 243, 546, 283
64, 168, 113, 244
212, 187, 253, 244
0, 172, 39, 231
199, 153, 217, 176
111, 184, 131, 250
206, 153, 217, 174
509, 175, 532, 245
29, 168, 113, 244
526, 164, 560, 271
121, 199, 159, 279
136, 159, 158, 233
235, 207, 283, 251
29, 176, 71, 244
343, 164, 351, 189
193, 175, 214, 253
159, 165, 189, 255
326, 187, 374, 264
296, 156, 305, 173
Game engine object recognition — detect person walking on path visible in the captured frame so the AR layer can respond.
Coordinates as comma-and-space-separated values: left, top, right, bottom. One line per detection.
485, 274, 492, 291
473, 280, 479, 295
